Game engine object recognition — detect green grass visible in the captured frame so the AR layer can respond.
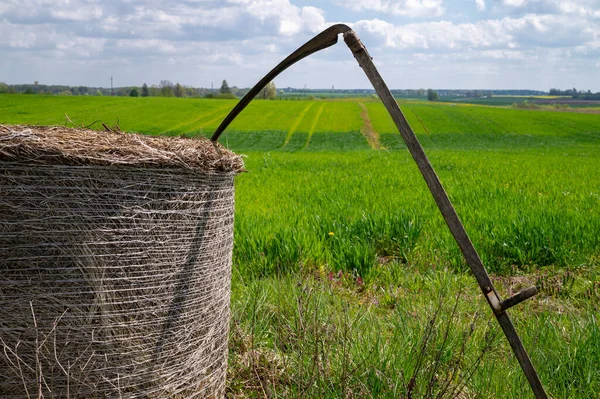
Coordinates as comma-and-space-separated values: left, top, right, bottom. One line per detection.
233, 149, 599, 278
439, 96, 600, 108
0, 94, 232, 135
0, 95, 361, 138
3, 94, 598, 152
229, 268, 600, 398
1, 94, 599, 398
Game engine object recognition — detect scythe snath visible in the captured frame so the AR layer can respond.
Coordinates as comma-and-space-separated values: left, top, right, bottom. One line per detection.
212, 24, 548, 399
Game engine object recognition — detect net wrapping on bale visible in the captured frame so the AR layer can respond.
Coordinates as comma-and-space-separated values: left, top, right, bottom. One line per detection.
0, 125, 244, 398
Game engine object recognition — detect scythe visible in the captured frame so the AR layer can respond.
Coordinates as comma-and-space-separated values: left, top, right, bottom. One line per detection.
211, 24, 548, 399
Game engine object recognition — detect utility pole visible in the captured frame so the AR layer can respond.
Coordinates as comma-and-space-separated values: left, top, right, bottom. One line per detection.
111, 76, 114, 96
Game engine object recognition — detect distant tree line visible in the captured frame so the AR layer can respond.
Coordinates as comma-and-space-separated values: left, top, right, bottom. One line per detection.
391, 89, 492, 98
427, 88, 439, 101
389, 89, 541, 98
0, 81, 247, 99
3, 81, 598, 101
549, 87, 600, 100
0, 79, 282, 100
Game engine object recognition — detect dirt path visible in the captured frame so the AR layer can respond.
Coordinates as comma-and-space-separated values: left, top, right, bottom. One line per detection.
358, 103, 382, 150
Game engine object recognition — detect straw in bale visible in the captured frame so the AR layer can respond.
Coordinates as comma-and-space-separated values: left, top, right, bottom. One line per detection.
0, 125, 244, 398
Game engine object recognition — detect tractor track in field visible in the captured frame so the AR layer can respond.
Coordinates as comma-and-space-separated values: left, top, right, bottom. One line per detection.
358, 103, 382, 149
282, 103, 313, 148
168, 103, 233, 133
408, 107, 432, 138
303, 103, 325, 150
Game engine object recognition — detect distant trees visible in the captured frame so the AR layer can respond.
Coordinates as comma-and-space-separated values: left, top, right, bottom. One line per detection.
174, 83, 185, 98
427, 89, 439, 101
213, 79, 237, 99
461, 90, 486, 98
0, 81, 223, 97
220, 80, 231, 94
14, 82, 590, 102
159, 80, 174, 97
161, 87, 174, 97
0, 82, 14, 93
549, 87, 600, 100
550, 87, 578, 96
259, 81, 277, 100
149, 85, 160, 96
549, 87, 576, 96
186, 86, 202, 97
129, 88, 139, 97
578, 92, 600, 100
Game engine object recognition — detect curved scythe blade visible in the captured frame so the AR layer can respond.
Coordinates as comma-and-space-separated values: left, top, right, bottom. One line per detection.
211, 24, 352, 142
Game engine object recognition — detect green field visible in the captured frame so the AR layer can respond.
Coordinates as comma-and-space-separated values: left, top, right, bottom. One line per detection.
1, 94, 600, 398
442, 96, 600, 108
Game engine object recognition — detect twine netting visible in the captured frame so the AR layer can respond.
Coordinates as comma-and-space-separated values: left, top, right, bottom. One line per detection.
0, 125, 244, 398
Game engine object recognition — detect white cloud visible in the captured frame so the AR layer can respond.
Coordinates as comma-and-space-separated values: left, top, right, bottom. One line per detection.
355, 19, 508, 50
116, 39, 179, 55
227, 0, 326, 36
205, 52, 244, 65
503, 0, 527, 6
334, 0, 445, 18
480, 49, 526, 59
56, 37, 106, 57
476, 0, 486, 11
497, 0, 600, 17
0, 22, 38, 49
51, 5, 103, 22
125, 4, 242, 37
355, 14, 596, 52
573, 40, 600, 58
0, 19, 107, 61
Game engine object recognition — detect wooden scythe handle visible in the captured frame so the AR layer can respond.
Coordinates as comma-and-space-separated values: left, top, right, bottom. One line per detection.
211, 25, 548, 399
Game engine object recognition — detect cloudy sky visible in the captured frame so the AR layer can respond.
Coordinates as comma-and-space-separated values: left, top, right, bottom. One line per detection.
1, 0, 599, 91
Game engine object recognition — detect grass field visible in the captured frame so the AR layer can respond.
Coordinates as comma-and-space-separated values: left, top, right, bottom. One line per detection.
443, 96, 600, 108
1, 94, 600, 397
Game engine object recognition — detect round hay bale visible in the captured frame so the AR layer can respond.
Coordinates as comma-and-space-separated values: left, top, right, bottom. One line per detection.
0, 125, 244, 398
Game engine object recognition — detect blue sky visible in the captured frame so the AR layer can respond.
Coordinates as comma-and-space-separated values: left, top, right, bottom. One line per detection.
1, 0, 599, 91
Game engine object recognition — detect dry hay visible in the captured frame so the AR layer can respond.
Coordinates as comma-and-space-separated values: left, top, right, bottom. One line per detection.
0, 125, 244, 398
